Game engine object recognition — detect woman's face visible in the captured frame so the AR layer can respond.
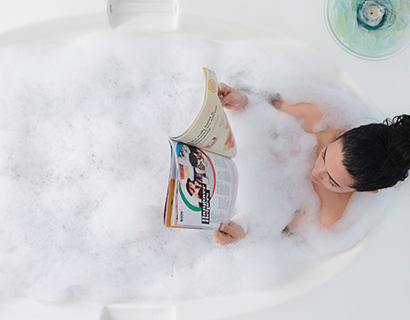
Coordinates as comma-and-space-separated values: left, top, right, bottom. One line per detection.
311, 139, 356, 193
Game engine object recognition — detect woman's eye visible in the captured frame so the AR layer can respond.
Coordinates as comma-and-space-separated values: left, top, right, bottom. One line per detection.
329, 180, 337, 187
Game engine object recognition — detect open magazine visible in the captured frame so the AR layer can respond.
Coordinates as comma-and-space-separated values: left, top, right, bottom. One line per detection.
163, 68, 239, 230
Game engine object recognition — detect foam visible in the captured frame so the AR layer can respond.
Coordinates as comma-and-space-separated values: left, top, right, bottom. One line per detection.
0, 34, 390, 303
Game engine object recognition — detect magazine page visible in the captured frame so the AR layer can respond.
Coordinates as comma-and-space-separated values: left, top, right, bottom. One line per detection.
171, 68, 237, 159
167, 141, 238, 230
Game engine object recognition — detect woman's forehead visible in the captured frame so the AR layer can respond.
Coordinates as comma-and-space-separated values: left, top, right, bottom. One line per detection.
326, 140, 354, 188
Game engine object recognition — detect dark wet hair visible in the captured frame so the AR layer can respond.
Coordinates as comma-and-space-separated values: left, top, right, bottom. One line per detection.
338, 114, 410, 192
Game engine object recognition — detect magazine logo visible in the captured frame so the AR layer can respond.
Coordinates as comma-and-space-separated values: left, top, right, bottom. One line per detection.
208, 79, 216, 93
201, 184, 210, 224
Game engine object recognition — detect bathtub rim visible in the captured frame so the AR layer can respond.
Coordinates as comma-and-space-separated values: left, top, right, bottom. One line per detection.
0, 10, 406, 320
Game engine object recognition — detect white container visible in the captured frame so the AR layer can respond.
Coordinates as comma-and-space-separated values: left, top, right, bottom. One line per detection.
0, 1, 409, 319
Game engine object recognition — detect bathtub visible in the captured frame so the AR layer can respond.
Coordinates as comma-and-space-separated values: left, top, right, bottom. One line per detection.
1, 0, 410, 319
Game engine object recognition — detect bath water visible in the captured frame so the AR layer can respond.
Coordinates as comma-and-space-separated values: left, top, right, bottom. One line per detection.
0, 34, 391, 302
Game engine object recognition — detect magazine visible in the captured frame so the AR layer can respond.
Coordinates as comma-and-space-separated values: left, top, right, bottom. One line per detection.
163, 68, 239, 230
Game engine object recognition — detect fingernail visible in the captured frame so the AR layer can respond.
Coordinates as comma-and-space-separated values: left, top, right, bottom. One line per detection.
220, 224, 226, 231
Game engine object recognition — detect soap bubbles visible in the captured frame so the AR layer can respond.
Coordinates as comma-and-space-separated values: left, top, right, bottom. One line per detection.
0, 34, 391, 303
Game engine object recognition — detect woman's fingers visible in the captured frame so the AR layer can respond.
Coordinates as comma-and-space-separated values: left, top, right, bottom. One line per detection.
219, 83, 248, 111
212, 221, 246, 245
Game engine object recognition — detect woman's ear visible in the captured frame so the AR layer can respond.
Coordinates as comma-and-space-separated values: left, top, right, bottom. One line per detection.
364, 190, 379, 194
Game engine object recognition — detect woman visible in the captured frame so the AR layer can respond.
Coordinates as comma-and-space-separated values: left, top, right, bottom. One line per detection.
212, 83, 410, 245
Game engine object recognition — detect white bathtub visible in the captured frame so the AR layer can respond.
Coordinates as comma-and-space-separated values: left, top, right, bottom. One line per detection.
1, 1, 410, 319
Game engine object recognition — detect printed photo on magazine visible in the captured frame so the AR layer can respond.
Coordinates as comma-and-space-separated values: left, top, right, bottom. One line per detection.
163, 68, 239, 230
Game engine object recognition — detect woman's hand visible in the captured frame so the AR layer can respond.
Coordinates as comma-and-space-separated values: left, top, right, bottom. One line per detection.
212, 220, 246, 245
219, 83, 248, 111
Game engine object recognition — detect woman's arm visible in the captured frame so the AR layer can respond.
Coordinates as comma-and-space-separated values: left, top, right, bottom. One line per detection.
219, 83, 322, 133
275, 102, 323, 134
215, 84, 325, 243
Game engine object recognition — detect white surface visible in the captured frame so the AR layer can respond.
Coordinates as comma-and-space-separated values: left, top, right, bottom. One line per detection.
0, 0, 410, 319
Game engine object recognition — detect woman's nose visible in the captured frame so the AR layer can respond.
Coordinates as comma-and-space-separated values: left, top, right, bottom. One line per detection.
312, 163, 325, 179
